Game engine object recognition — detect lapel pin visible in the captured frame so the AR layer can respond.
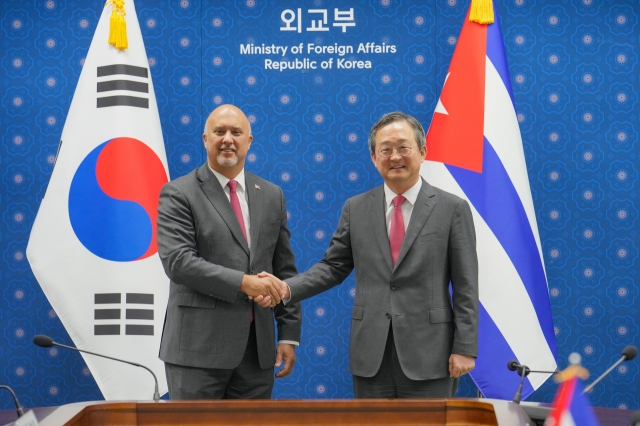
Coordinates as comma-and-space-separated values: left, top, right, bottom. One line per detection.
255, 184, 261, 190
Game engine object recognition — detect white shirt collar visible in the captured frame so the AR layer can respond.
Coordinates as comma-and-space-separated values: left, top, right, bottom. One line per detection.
208, 164, 246, 193
384, 178, 422, 207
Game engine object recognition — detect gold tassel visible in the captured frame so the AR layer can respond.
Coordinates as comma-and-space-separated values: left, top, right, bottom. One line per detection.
105, 0, 128, 50
469, 0, 494, 25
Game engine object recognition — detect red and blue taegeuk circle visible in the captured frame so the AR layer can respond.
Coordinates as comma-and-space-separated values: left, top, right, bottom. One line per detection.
68, 137, 168, 261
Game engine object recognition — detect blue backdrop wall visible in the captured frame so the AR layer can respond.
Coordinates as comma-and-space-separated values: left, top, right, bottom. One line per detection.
1, 0, 638, 410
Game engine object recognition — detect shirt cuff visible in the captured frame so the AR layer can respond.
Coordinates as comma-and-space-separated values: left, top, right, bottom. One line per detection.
278, 340, 299, 346
282, 281, 292, 305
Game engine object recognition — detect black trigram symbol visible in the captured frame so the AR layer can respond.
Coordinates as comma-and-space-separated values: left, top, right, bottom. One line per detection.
96, 64, 149, 109
94, 293, 154, 336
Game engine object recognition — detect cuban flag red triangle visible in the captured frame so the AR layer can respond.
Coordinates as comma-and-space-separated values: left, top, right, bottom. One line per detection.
426, 8, 486, 173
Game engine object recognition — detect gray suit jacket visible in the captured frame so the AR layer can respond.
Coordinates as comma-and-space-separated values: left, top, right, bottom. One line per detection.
157, 164, 302, 370
287, 179, 478, 380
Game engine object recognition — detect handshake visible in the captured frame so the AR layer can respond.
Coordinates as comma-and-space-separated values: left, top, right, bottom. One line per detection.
239, 272, 291, 308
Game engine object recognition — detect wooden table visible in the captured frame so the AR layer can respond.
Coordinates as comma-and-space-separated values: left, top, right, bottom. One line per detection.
2, 399, 530, 426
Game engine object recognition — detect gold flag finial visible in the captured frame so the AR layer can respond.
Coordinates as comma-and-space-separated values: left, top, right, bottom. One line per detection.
469, 0, 495, 25
553, 352, 590, 383
553, 364, 590, 383
105, 0, 128, 50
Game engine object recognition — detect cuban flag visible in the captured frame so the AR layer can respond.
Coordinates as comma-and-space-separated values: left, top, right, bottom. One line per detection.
545, 377, 600, 426
26, 0, 169, 400
422, 2, 557, 399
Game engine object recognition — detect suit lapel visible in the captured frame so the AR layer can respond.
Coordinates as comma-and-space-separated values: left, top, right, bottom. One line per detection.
394, 179, 436, 269
197, 164, 250, 255
370, 186, 393, 272
246, 173, 263, 264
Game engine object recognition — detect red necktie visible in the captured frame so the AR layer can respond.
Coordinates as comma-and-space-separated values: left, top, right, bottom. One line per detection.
227, 180, 247, 242
227, 180, 253, 321
389, 195, 406, 267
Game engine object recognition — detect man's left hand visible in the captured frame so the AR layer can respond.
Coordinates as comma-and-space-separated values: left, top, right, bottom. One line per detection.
275, 343, 296, 379
449, 354, 475, 378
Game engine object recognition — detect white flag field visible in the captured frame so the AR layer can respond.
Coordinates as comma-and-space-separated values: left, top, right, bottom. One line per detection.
27, 0, 170, 400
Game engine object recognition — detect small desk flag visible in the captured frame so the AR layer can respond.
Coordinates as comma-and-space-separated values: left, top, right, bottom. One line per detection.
546, 377, 600, 426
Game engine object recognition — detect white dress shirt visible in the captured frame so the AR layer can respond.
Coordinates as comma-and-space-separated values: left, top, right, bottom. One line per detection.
383, 178, 423, 236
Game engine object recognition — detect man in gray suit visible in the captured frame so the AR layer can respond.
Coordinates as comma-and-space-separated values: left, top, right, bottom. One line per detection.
157, 104, 301, 399
261, 111, 478, 398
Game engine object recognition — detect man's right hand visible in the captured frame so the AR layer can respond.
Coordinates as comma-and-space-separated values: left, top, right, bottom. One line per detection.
257, 272, 290, 300
240, 274, 282, 306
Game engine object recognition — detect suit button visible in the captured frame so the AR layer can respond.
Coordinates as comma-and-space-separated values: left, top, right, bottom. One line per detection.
386, 313, 391, 319
391, 285, 396, 290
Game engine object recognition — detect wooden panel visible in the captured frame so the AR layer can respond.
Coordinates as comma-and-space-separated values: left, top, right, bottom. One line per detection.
135, 399, 502, 426
136, 399, 452, 425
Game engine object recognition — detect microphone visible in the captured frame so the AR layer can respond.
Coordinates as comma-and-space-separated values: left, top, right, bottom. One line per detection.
33, 334, 160, 401
507, 360, 559, 375
583, 345, 637, 394
507, 359, 531, 376
507, 360, 530, 404
0, 385, 25, 419
507, 360, 559, 404
630, 410, 640, 426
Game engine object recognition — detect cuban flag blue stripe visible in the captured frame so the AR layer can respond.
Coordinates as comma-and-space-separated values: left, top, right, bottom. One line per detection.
446, 139, 556, 351
472, 303, 535, 399
485, 6, 515, 108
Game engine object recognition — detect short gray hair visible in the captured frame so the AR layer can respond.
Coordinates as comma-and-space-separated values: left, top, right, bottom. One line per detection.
368, 111, 426, 154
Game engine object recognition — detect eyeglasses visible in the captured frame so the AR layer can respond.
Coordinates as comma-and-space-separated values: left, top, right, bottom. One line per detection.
377, 144, 416, 158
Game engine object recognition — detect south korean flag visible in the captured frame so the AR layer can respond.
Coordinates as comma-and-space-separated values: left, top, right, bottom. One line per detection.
27, 0, 170, 400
